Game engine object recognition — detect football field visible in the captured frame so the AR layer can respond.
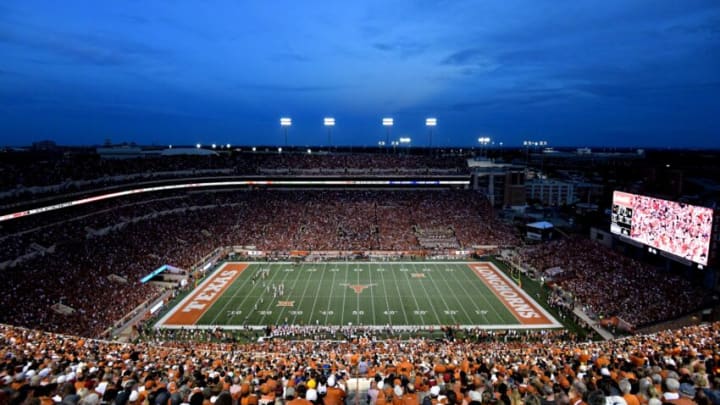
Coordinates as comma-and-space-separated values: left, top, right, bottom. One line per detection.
157, 262, 561, 329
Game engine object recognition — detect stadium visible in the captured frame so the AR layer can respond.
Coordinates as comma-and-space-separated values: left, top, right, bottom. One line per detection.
2, 1, 720, 405
1, 147, 719, 405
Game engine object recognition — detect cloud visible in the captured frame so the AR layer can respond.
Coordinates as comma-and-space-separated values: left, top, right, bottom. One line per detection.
449, 87, 575, 111
0, 69, 22, 77
666, 18, 720, 37
441, 48, 485, 65
372, 38, 427, 57
440, 48, 500, 74
0, 27, 166, 66
236, 83, 344, 92
576, 81, 720, 99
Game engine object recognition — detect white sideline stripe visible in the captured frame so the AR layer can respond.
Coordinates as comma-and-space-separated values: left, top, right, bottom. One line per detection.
157, 324, 558, 330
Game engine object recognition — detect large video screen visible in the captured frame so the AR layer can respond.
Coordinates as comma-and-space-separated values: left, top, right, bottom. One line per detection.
611, 191, 713, 266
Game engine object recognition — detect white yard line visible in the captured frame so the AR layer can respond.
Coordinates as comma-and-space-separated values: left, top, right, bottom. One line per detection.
307, 262, 327, 324
411, 263, 444, 325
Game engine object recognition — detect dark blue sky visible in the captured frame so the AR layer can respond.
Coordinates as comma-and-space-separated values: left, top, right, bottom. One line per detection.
1, 1, 719, 148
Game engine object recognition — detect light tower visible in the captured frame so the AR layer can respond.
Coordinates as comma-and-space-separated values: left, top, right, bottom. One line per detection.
324, 117, 335, 149
478, 136, 491, 157
280, 117, 292, 146
382, 118, 393, 146
425, 118, 437, 148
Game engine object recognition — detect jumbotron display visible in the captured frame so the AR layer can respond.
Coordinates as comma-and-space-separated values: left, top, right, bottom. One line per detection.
611, 191, 713, 266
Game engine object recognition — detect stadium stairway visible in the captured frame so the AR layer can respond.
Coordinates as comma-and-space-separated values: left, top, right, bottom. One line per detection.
572, 307, 614, 340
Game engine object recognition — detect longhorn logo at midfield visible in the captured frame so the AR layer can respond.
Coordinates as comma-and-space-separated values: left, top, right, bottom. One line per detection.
340, 283, 377, 294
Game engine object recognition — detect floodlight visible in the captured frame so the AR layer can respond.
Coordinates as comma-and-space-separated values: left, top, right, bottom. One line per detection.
226, 143, 231, 149
280, 117, 292, 126
425, 118, 437, 127
399, 137, 411, 144
196, 143, 201, 149
324, 117, 335, 126
382, 118, 394, 126
212, 144, 217, 149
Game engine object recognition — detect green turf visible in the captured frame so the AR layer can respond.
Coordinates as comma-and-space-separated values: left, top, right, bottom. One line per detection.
190, 262, 547, 328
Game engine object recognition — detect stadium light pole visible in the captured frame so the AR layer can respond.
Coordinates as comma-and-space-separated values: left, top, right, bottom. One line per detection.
425, 118, 437, 148
382, 118, 393, 147
478, 136, 491, 158
399, 137, 411, 156
324, 117, 335, 149
280, 117, 292, 146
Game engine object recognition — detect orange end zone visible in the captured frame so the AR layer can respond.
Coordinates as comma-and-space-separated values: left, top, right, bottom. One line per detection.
468, 262, 558, 326
162, 263, 248, 326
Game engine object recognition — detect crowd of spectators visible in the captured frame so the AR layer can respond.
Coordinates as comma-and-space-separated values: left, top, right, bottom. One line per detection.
0, 189, 518, 337
518, 238, 709, 328
1, 321, 719, 405
0, 151, 469, 204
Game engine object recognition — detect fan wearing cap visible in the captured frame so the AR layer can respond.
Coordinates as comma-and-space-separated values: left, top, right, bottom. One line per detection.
324, 375, 346, 405
402, 383, 419, 405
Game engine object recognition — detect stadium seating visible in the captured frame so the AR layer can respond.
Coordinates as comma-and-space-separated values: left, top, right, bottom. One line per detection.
518, 238, 709, 328
0, 322, 719, 405
0, 189, 519, 337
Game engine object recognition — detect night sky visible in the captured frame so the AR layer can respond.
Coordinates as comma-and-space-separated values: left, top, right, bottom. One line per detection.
1, 1, 719, 148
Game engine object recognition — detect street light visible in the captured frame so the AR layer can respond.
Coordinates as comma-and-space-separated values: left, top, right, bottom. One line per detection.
425, 118, 437, 148
280, 117, 292, 146
382, 117, 393, 146
324, 117, 335, 148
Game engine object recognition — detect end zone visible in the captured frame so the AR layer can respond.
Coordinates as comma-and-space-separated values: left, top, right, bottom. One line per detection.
157, 262, 247, 327
468, 262, 561, 328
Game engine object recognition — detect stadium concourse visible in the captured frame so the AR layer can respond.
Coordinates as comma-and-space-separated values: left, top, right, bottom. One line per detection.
1, 322, 720, 405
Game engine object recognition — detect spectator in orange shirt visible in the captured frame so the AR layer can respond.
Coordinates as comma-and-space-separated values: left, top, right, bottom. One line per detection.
324, 376, 346, 405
